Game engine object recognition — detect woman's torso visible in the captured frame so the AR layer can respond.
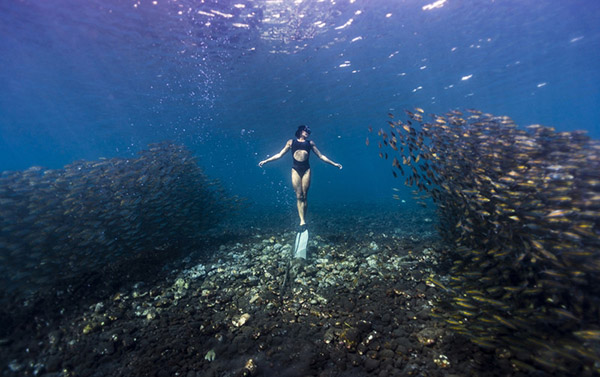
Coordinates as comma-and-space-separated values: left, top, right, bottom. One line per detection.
292, 139, 311, 164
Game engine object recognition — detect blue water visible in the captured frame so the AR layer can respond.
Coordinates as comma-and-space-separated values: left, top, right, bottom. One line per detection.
1, 0, 599, 208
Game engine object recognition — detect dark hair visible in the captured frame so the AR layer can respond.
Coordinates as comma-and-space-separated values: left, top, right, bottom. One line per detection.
295, 125, 311, 138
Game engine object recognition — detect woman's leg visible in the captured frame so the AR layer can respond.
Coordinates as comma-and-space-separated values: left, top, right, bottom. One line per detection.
291, 169, 306, 226
301, 169, 311, 222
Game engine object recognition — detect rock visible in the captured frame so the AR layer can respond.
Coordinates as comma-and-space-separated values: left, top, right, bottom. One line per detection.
205, 349, 216, 361
410, 270, 424, 280
339, 328, 360, 350
330, 349, 346, 369
394, 356, 404, 369
323, 328, 337, 344
93, 302, 105, 313
379, 349, 395, 360
396, 337, 413, 353
232, 313, 251, 327
433, 354, 451, 368
402, 363, 420, 375
364, 357, 380, 372
395, 343, 408, 356
348, 353, 362, 367
46, 355, 62, 372
239, 358, 258, 376
416, 327, 443, 346
0, 338, 12, 346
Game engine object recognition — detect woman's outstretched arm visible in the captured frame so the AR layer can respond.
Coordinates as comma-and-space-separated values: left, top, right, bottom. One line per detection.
259, 140, 292, 167
311, 142, 342, 169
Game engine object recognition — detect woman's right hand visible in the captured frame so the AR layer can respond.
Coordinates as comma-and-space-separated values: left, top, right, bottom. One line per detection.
258, 160, 266, 167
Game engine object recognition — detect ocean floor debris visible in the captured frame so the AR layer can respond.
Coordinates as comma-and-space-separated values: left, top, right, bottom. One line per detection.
0, 213, 515, 376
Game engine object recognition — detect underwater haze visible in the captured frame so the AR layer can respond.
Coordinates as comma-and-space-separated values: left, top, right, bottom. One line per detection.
1, 0, 599, 208
3, 1, 600, 376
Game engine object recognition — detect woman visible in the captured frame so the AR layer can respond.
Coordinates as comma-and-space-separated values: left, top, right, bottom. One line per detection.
259, 125, 342, 231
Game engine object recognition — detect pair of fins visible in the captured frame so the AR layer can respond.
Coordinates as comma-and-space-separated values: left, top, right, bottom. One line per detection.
293, 228, 308, 259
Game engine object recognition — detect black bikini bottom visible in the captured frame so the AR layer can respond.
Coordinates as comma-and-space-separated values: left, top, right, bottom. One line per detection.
292, 161, 310, 178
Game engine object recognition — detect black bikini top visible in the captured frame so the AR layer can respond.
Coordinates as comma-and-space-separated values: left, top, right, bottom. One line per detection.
292, 139, 312, 154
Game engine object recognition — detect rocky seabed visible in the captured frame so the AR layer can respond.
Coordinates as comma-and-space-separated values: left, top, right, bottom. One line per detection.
4, 230, 516, 377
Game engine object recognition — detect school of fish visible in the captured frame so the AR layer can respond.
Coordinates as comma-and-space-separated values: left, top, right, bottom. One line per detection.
371, 108, 600, 375
0, 142, 241, 305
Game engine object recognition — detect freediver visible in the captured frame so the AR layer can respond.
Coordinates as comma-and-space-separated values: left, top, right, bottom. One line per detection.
259, 125, 342, 230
